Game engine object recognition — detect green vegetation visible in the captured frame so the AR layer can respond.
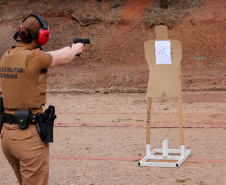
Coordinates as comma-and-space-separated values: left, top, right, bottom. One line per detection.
143, 0, 204, 28
193, 53, 206, 61
176, 178, 187, 183
187, 100, 194, 104
0, 0, 8, 10
199, 181, 207, 185
136, 120, 144, 122
110, 0, 126, 8
167, 0, 204, 9
132, 99, 146, 105
0, 0, 7, 5
163, 107, 169, 111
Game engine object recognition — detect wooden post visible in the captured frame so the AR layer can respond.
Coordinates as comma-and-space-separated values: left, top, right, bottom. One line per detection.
178, 98, 184, 145
146, 97, 152, 145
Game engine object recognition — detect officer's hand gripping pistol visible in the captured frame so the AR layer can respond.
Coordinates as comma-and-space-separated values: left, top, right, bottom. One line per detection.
73, 37, 90, 56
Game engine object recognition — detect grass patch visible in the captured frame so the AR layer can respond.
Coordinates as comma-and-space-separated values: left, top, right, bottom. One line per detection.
187, 100, 193, 104
136, 120, 144, 122
193, 53, 206, 61
199, 181, 207, 185
110, 0, 126, 8
143, 0, 204, 28
176, 178, 187, 183
163, 107, 169, 111
0, 0, 7, 5
132, 99, 146, 105
0, 0, 8, 10
117, 119, 124, 122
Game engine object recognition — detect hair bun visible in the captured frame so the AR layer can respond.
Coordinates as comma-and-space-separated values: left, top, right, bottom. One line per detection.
19, 28, 31, 40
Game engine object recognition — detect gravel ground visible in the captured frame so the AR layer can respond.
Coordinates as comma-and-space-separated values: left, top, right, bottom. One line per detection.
0, 92, 225, 185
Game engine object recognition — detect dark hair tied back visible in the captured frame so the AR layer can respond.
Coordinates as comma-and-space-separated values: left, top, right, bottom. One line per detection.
19, 28, 32, 42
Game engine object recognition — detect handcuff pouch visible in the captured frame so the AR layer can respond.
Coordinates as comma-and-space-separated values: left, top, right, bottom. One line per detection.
15, 110, 31, 130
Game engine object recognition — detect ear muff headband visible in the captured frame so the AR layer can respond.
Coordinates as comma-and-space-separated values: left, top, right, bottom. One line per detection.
22, 14, 48, 29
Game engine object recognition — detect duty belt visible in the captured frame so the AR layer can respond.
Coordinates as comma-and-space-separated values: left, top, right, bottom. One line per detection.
4, 114, 36, 125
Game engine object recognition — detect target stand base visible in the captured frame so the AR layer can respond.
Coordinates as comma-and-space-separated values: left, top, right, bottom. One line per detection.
139, 141, 191, 167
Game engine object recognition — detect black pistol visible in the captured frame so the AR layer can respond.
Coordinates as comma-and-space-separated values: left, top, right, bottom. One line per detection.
73, 37, 90, 56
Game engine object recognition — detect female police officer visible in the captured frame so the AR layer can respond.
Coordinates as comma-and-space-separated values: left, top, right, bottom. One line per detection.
0, 14, 84, 185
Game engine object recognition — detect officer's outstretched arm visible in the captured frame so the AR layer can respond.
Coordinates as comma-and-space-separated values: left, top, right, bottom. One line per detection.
48, 43, 84, 68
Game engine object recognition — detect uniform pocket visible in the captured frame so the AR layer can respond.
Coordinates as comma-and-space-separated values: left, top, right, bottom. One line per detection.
11, 126, 44, 160
11, 129, 32, 140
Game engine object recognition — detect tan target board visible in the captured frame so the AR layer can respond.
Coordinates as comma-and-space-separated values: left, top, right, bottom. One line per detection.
139, 25, 191, 167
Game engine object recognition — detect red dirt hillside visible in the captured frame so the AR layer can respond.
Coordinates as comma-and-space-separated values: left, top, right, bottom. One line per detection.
0, 0, 225, 93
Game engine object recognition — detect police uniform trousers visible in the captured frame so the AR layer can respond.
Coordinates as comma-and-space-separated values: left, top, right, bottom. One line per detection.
0, 123, 49, 185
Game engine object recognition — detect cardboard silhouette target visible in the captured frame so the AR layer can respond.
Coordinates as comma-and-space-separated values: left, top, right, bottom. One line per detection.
139, 25, 191, 167
145, 25, 182, 98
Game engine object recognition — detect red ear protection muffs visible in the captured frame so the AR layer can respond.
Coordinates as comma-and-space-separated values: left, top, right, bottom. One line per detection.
14, 14, 50, 45
36, 28, 50, 45
17, 25, 23, 38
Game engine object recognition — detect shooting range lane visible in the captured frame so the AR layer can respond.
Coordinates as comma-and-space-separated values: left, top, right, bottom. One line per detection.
45, 91, 225, 128
54, 109, 225, 128
0, 155, 226, 163
0, 92, 225, 184
51, 93, 225, 127
1, 127, 226, 164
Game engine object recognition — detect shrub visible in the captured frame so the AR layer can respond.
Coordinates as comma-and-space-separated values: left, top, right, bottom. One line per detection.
143, 0, 204, 28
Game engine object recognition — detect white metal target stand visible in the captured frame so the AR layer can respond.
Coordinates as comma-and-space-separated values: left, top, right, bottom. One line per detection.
138, 98, 191, 167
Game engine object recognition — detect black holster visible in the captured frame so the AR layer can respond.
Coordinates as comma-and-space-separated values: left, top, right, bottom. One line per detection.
36, 105, 56, 143
0, 96, 4, 134
0, 116, 3, 134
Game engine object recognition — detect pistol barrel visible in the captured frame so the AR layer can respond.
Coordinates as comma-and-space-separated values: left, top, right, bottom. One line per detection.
73, 38, 90, 44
